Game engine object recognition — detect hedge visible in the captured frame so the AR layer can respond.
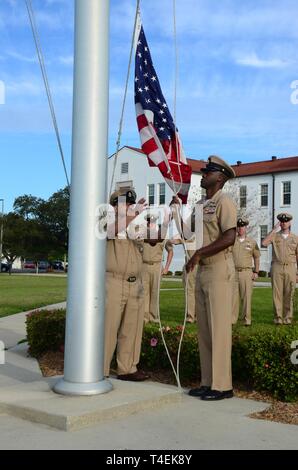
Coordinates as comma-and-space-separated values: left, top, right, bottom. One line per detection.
26, 309, 298, 401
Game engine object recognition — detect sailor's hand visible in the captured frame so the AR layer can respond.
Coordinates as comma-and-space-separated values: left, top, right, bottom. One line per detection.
186, 252, 200, 273
128, 198, 147, 217
170, 195, 181, 206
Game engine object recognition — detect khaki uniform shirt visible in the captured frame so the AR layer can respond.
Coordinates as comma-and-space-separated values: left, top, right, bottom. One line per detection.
271, 233, 298, 264
143, 240, 173, 263
106, 237, 144, 277
199, 190, 237, 265
232, 236, 261, 269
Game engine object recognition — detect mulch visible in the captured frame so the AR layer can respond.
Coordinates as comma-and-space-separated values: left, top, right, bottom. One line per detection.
38, 351, 298, 426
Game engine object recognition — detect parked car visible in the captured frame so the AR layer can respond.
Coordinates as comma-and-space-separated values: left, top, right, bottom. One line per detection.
37, 260, 50, 270
51, 260, 65, 271
1, 262, 9, 273
23, 260, 36, 269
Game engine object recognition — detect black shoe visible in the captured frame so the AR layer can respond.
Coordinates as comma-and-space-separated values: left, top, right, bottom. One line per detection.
201, 389, 233, 400
188, 386, 211, 397
117, 370, 150, 382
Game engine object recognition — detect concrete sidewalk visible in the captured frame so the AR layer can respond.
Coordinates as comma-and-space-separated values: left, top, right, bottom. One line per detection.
0, 307, 297, 450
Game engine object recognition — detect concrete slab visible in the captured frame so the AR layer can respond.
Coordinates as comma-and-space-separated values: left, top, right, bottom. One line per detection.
1, 392, 297, 450
0, 343, 42, 388
0, 378, 182, 432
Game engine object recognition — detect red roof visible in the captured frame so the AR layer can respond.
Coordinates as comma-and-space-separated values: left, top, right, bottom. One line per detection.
232, 157, 298, 177
123, 147, 298, 176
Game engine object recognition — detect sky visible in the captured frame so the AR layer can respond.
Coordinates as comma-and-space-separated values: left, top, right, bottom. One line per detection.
1, 0, 298, 211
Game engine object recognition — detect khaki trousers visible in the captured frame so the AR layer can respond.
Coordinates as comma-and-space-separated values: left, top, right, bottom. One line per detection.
182, 266, 198, 322
271, 263, 296, 324
104, 274, 144, 376
195, 258, 234, 391
142, 263, 161, 322
232, 270, 253, 325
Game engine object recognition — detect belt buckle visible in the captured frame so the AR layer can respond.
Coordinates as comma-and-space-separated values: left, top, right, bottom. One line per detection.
127, 276, 137, 283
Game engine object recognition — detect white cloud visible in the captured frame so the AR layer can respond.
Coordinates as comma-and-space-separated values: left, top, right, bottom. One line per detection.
7, 80, 43, 96
58, 55, 73, 66
6, 76, 73, 97
235, 52, 291, 68
7, 51, 38, 64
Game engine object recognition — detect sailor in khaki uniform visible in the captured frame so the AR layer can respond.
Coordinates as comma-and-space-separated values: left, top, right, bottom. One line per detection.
174, 156, 237, 400
262, 213, 298, 325
232, 218, 260, 326
104, 189, 149, 381
142, 214, 173, 323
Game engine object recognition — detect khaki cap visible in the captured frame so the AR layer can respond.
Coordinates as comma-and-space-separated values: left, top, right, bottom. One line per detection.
277, 212, 293, 222
237, 217, 249, 227
109, 188, 137, 206
201, 155, 236, 179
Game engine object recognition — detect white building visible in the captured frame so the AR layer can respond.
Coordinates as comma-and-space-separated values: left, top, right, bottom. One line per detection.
108, 147, 298, 273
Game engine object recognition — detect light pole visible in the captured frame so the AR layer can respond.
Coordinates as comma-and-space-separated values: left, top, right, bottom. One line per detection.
0, 199, 4, 263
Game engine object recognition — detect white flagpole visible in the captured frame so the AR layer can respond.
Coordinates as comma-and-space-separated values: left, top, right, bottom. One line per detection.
54, 0, 112, 396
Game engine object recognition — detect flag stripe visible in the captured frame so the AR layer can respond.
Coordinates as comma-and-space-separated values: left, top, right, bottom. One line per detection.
137, 113, 148, 132
142, 137, 159, 156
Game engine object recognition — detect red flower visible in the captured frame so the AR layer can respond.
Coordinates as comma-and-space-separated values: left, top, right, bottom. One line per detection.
150, 338, 158, 347
264, 363, 270, 368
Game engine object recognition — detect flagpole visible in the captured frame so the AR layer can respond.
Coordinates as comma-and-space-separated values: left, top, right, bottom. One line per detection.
54, 0, 112, 396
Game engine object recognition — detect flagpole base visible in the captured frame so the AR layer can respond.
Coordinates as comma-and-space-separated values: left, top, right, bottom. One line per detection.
53, 377, 113, 396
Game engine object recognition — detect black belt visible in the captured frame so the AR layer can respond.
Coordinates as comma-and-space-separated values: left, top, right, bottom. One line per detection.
106, 272, 138, 282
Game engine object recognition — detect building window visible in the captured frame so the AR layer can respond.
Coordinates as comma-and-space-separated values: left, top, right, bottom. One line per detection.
282, 181, 291, 205
260, 184, 268, 207
260, 225, 268, 247
147, 184, 155, 205
159, 183, 165, 205
239, 185, 247, 208
121, 162, 128, 174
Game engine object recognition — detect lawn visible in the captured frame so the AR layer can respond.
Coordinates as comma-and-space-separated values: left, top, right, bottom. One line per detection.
0, 274, 67, 318
1, 274, 296, 329
158, 286, 298, 329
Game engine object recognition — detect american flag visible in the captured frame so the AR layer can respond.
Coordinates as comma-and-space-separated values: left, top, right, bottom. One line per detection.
135, 25, 192, 204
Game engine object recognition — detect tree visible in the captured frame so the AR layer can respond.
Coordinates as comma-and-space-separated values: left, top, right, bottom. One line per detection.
10, 187, 70, 261
224, 179, 265, 240
2, 213, 51, 264
37, 187, 70, 259
13, 195, 45, 220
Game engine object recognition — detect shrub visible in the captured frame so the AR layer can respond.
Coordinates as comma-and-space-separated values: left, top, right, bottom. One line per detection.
174, 271, 183, 276
26, 309, 298, 401
141, 324, 298, 401
258, 270, 267, 278
140, 325, 200, 380
165, 271, 173, 276
26, 309, 66, 357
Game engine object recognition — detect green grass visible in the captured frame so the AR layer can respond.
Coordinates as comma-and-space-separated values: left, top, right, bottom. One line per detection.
160, 280, 183, 289
1, 274, 296, 332
255, 276, 271, 283
0, 274, 67, 318
158, 286, 298, 331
